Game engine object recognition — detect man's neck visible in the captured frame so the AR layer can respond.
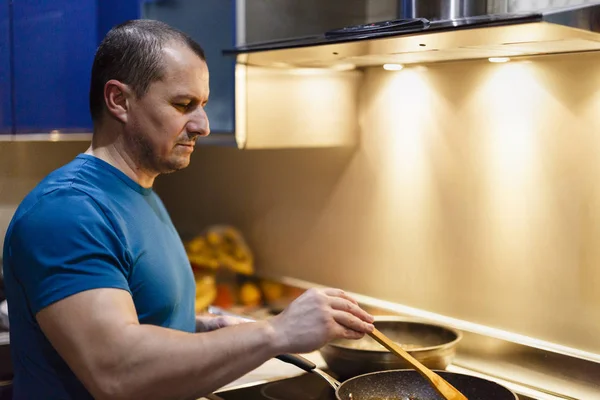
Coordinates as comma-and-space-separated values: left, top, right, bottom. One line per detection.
87, 127, 157, 188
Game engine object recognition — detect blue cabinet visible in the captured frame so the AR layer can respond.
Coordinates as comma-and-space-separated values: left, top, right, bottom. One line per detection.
13, 0, 97, 134
0, 0, 11, 135
97, 0, 142, 42
143, 0, 235, 134
7, 0, 235, 138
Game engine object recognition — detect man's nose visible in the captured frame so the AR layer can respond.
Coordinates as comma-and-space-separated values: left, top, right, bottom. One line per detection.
187, 107, 210, 137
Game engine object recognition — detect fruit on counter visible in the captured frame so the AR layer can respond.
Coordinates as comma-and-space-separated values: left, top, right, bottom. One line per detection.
185, 225, 256, 313
185, 225, 254, 276
239, 281, 262, 307
212, 283, 236, 309
259, 280, 284, 303
185, 225, 306, 313
285, 287, 306, 301
194, 271, 217, 313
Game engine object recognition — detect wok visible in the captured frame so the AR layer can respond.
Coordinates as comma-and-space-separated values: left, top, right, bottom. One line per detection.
320, 316, 461, 380
279, 353, 518, 400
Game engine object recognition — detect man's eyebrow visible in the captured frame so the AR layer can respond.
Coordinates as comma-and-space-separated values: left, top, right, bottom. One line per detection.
171, 93, 195, 99
171, 92, 209, 102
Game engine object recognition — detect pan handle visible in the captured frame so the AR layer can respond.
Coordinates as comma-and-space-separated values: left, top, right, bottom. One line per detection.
275, 352, 341, 390
272, 354, 341, 390
274, 353, 317, 372
207, 306, 317, 372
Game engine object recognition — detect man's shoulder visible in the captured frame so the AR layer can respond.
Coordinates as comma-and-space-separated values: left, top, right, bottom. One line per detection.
10, 155, 115, 234
11, 185, 108, 235
13, 156, 114, 225
4, 180, 126, 276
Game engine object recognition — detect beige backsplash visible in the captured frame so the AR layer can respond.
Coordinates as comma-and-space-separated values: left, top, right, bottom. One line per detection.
156, 51, 600, 355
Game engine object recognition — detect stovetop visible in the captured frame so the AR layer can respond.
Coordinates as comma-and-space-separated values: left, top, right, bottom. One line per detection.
215, 372, 335, 400
214, 371, 538, 400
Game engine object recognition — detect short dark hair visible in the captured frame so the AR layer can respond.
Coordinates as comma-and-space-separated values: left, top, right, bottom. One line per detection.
89, 19, 206, 122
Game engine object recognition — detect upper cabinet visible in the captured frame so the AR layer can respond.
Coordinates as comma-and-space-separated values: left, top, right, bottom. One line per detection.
7, 0, 235, 140
97, 0, 142, 41
143, 0, 235, 135
0, 0, 11, 136
5, 0, 357, 148
12, 0, 97, 134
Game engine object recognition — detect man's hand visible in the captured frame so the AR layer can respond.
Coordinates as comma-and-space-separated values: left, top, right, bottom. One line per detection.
267, 287, 375, 354
195, 314, 249, 332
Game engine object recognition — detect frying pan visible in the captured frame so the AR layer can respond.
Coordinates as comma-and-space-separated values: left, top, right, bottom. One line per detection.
279, 353, 518, 400
320, 316, 461, 380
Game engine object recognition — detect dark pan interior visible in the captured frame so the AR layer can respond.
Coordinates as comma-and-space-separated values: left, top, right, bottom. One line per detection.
336, 370, 517, 400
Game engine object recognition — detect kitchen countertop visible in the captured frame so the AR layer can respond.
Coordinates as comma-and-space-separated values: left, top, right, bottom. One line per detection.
216, 351, 327, 392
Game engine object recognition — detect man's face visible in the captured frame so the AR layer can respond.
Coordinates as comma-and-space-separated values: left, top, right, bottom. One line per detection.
125, 42, 210, 174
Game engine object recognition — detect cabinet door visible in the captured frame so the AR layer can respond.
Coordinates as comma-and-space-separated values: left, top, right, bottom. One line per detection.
0, 0, 11, 135
97, 0, 142, 41
13, 0, 97, 134
143, 0, 235, 134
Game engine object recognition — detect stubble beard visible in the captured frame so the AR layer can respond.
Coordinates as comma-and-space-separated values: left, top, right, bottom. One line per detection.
127, 131, 190, 176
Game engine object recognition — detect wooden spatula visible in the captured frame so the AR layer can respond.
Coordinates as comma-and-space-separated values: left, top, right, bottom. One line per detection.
369, 328, 468, 400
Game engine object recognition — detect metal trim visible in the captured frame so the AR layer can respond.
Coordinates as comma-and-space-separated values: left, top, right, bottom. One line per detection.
11, 133, 92, 142
276, 275, 600, 363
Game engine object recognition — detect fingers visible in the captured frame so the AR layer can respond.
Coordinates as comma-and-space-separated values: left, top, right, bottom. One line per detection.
322, 288, 359, 306
338, 328, 365, 340
320, 288, 375, 336
328, 297, 375, 324
331, 310, 374, 334
320, 288, 374, 325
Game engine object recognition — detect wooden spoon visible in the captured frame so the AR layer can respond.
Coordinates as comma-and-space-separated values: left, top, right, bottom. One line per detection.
369, 328, 468, 400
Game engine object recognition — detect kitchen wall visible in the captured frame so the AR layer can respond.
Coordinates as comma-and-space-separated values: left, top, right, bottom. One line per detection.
156, 50, 600, 355
0, 142, 88, 247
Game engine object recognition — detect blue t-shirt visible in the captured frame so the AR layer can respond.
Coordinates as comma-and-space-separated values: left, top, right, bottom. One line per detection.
3, 154, 196, 399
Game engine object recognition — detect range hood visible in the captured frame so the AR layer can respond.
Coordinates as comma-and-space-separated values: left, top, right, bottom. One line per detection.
226, 3, 600, 68
227, 3, 600, 150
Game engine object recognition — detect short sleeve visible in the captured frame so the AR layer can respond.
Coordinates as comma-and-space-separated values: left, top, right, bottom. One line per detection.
6, 189, 132, 315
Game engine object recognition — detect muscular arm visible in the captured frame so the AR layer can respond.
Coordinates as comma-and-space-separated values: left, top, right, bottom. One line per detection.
37, 287, 373, 400
37, 289, 282, 400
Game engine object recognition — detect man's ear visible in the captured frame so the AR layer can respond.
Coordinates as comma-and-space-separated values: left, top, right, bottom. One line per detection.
104, 80, 131, 123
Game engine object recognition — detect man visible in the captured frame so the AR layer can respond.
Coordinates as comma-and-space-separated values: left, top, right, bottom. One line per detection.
2, 19, 374, 400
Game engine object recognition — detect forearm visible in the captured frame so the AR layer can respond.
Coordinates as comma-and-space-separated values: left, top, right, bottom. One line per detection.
195, 314, 248, 333
92, 321, 281, 400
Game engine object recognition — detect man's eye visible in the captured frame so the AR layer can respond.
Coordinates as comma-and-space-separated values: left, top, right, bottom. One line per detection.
175, 103, 190, 109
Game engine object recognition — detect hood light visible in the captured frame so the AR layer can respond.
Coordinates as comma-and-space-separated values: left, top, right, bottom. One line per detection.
383, 63, 404, 71
332, 63, 356, 71
488, 57, 511, 63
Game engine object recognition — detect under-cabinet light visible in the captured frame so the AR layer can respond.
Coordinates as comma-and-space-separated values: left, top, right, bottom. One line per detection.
488, 57, 511, 63
383, 63, 404, 71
